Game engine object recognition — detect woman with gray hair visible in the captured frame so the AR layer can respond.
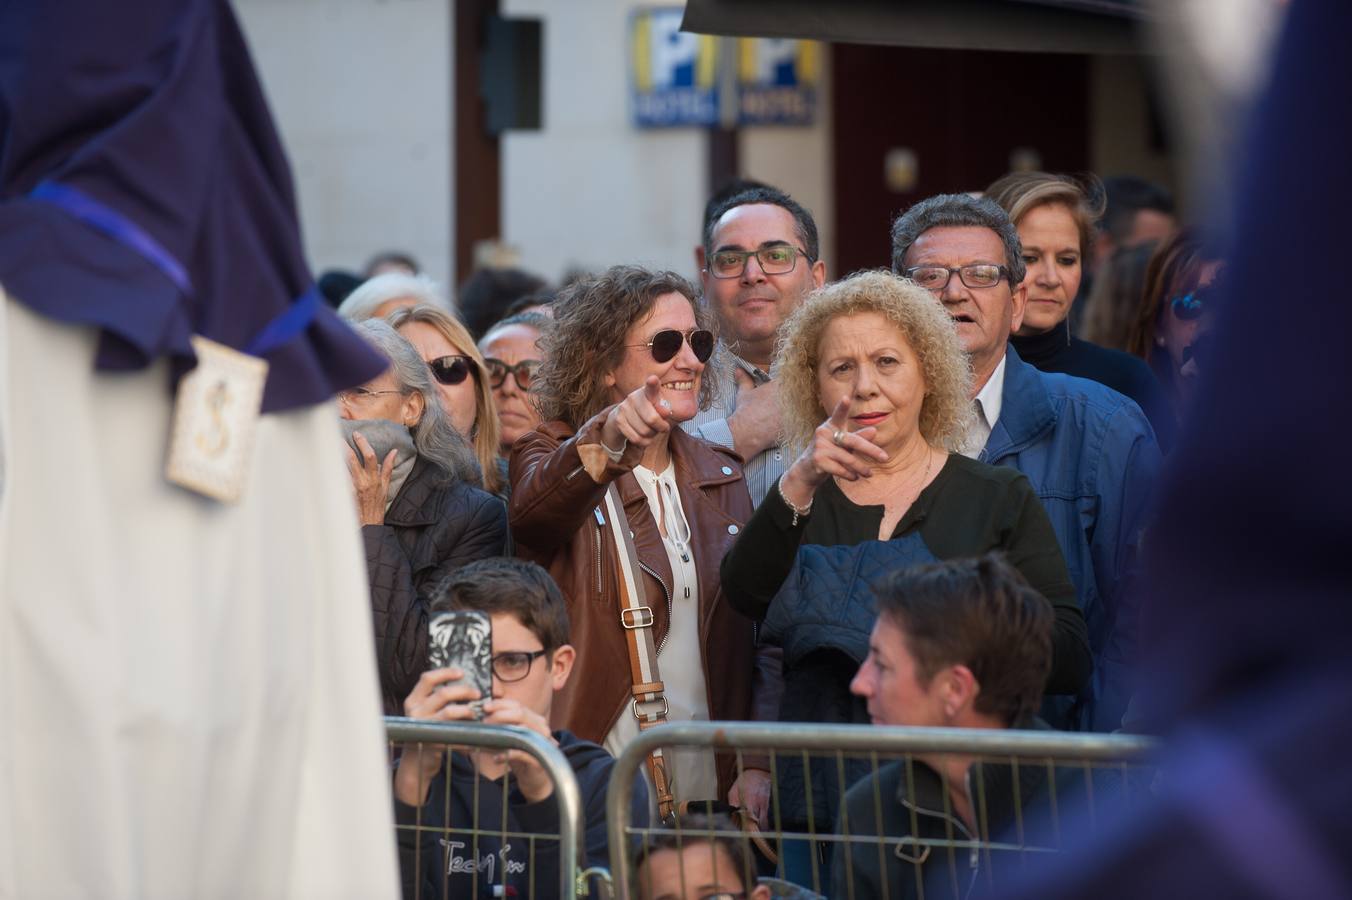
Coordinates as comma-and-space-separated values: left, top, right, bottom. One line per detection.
338, 271, 448, 321
341, 319, 507, 714
719, 271, 1090, 889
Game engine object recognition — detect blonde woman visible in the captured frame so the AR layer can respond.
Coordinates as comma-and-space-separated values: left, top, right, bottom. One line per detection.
386, 304, 504, 494
985, 171, 1173, 450
719, 271, 1090, 885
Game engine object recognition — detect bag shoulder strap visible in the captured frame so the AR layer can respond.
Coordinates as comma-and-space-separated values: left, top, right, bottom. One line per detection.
602, 482, 675, 820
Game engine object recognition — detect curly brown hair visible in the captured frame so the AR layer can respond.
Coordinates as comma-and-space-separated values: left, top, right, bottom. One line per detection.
775, 270, 973, 453
533, 265, 723, 429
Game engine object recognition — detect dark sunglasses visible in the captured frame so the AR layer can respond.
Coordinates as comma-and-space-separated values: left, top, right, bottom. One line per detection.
484, 358, 541, 390
624, 328, 715, 364
428, 355, 476, 386
1170, 283, 1217, 321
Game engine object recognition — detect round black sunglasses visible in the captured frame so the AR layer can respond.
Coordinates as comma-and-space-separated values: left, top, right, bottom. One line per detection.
428, 355, 476, 386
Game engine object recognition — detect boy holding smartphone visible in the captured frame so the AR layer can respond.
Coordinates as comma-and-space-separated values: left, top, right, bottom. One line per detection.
393, 557, 648, 899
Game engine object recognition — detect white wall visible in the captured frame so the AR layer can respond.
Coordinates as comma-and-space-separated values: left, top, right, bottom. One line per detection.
1090, 54, 1178, 202
234, 0, 454, 287
737, 50, 834, 276
501, 0, 836, 284
502, 0, 706, 283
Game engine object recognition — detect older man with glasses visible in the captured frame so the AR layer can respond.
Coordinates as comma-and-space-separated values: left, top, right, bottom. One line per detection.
891, 193, 1162, 734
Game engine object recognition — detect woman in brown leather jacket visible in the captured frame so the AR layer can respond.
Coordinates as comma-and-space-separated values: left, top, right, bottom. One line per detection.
509, 265, 773, 811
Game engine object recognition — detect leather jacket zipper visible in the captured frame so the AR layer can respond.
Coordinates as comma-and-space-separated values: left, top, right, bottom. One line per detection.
637, 560, 673, 653
592, 507, 605, 596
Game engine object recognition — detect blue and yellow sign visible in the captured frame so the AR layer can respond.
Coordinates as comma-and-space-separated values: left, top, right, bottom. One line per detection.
630, 8, 720, 128
736, 38, 819, 126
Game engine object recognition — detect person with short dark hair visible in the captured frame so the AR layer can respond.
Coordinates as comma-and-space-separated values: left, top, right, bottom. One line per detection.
891, 193, 1161, 733
633, 813, 776, 900
317, 268, 362, 308
1073, 176, 1175, 335
685, 183, 826, 510
1095, 176, 1175, 268
686, 183, 826, 821
393, 557, 648, 900
694, 177, 774, 272
457, 267, 550, 339
831, 554, 1063, 900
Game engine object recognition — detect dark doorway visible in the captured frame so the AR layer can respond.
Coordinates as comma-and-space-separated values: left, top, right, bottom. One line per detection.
454, 0, 500, 285
831, 44, 1089, 277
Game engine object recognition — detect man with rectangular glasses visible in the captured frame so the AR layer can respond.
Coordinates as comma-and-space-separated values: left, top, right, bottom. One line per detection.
891, 193, 1161, 734
684, 185, 826, 508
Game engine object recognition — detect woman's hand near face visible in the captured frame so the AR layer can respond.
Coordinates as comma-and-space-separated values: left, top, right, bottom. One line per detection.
780, 396, 890, 508
345, 430, 398, 526
601, 375, 673, 452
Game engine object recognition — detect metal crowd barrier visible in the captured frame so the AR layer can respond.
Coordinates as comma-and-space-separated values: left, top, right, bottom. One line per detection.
606, 721, 1161, 899
385, 717, 586, 899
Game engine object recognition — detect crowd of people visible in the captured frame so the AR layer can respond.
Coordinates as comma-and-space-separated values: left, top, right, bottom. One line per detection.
321, 174, 1208, 897
11, 0, 1347, 896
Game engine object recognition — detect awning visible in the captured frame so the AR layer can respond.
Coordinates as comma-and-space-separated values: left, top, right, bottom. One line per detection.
681, 0, 1148, 54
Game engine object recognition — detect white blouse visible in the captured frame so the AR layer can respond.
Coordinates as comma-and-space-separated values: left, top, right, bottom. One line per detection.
603, 460, 718, 802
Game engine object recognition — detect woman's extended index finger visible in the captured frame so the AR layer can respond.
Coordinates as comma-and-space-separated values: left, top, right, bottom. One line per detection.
642, 375, 671, 415
827, 395, 851, 430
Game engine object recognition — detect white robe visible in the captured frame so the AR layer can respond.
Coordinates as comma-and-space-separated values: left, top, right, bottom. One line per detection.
0, 290, 399, 899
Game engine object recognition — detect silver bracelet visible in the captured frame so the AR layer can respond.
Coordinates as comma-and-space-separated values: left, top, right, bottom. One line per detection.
599, 434, 628, 460
777, 477, 813, 526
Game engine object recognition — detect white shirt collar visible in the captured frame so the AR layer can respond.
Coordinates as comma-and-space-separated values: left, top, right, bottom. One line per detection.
959, 352, 1008, 459
974, 352, 1007, 431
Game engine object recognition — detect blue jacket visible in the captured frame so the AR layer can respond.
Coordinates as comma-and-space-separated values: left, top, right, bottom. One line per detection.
983, 347, 1161, 732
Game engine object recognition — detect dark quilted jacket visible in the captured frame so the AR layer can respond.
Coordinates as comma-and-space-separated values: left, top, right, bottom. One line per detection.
364, 457, 508, 714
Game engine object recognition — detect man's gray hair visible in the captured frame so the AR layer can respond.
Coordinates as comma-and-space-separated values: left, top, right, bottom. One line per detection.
351, 319, 480, 484
890, 193, 1026, 287
339, 272, 451, 321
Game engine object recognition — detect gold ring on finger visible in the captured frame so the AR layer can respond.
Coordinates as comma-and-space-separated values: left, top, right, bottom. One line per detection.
832, 429, 846, 447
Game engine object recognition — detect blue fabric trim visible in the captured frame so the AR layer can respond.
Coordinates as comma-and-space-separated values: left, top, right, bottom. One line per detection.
246, 286, 320, 357
30, 180, 320, 359
30, 181, 194, 296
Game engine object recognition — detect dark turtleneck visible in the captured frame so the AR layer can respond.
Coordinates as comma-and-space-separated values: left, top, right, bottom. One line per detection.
1011, 319, 1177, 452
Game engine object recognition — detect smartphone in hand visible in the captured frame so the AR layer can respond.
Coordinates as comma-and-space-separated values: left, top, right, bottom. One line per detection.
428, 610, 493, 718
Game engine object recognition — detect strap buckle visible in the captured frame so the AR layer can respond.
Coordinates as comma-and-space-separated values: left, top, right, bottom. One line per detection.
632, 695, 670, 721
620, 606, 654, 629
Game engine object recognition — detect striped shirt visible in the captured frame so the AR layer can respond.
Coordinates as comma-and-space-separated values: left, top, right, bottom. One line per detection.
683, 347, 787, 507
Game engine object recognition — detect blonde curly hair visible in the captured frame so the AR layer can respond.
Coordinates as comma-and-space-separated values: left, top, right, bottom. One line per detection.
775, 270, 973, 453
